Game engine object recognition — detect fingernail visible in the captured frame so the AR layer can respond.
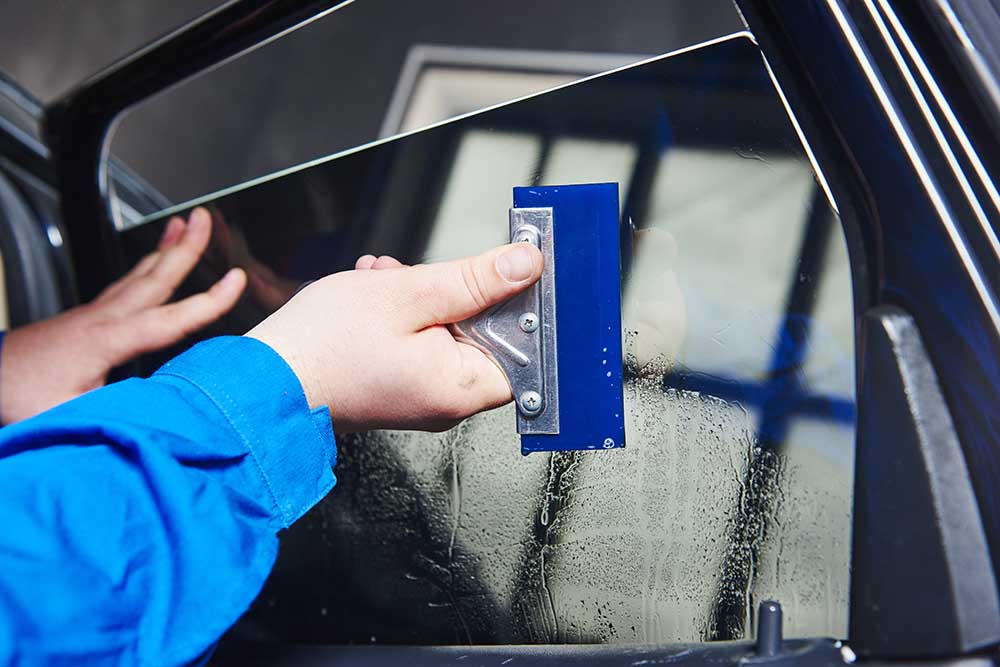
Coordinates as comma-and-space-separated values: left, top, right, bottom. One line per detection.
219, 267, 245, 290
160, 217, 184, 247
189, 207, 210, 228
496, 244, 538, 282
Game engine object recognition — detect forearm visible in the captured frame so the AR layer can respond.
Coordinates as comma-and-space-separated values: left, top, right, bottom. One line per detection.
0, 336, 335, 665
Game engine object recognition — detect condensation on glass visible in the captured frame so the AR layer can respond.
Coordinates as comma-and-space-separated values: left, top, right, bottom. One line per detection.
121, 33, 855, 645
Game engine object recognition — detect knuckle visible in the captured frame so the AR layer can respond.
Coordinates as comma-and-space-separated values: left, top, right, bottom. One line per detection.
402, 269, 444, 322
458, 260, 490, 311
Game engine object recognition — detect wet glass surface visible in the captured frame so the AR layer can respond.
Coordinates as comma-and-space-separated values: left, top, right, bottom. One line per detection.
121, 34, 856, 645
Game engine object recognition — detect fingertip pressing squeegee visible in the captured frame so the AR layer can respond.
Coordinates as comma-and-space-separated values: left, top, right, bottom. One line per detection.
453, 183, 626, 455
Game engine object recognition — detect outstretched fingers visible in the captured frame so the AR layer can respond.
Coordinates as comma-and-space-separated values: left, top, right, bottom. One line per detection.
114, 208, 214, 311
93, 215, 189, 305
125, 268, 247, 355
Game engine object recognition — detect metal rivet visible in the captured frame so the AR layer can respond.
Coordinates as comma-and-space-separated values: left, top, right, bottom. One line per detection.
513, 227, 540, 247
519, 312, 539, 333
519, 390, 543, 416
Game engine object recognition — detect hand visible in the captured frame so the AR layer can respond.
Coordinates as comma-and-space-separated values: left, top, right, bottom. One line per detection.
0, 208, 247, 424
247, 243, 544, 432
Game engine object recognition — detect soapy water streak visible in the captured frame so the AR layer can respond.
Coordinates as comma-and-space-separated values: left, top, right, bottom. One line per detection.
252, 332, 849, 644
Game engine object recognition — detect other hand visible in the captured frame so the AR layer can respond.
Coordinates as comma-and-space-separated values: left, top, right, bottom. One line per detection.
0, 208, 247, 424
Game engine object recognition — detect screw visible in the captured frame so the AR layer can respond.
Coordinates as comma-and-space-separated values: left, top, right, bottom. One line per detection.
519, 312, 539, 333
518, 390, 543, 416
513, 227, 540, 247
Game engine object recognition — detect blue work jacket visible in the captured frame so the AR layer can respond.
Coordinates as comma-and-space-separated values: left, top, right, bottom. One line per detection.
0, 335, 337, 665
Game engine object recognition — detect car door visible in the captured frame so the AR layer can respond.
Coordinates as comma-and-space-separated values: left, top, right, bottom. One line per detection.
21, 0, 1000, 664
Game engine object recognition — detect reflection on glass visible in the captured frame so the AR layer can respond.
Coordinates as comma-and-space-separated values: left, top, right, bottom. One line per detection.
106, 0, 741, 206
425, 131, 541, 262
545, 138, 638, 214
638, 148, 815, 378
122, 34, 855, 645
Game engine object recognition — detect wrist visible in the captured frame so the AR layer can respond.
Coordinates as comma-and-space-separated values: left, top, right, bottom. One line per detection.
243, 330, 328, 413
153, 335, 338, 528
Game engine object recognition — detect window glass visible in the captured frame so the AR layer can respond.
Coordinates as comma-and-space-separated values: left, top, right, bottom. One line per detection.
637, 148, 816, 378
544, 139, 639, 211
120, 34, 855, 645
424, 131, 542, 262
103, 0, 741, 209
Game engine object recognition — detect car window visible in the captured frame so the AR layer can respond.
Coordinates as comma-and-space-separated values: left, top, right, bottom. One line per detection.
103, 0, 742, 211
139, 34, 854, 645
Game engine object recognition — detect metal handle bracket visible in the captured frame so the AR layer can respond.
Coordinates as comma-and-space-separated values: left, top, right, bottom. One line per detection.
452, 207, 559, 435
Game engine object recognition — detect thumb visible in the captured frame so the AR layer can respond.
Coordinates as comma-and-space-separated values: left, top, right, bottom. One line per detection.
403, 243, 543, 328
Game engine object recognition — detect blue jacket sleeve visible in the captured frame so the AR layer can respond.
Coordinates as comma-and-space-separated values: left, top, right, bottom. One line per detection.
0, 336, 337, 666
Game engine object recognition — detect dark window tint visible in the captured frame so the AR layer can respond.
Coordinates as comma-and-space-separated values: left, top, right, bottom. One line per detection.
119, 34, 856, 644
105, 0, 741, 207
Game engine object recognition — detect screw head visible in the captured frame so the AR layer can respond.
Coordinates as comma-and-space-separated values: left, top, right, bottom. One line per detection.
519, 312, 539, 333
513, 227, 540, 247
518, 390, 543, 416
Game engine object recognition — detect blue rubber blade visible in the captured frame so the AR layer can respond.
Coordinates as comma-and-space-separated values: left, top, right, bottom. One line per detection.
514, 183, 626, 455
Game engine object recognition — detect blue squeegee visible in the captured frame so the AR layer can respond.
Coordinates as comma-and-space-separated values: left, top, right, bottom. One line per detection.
454, 183, 626, 454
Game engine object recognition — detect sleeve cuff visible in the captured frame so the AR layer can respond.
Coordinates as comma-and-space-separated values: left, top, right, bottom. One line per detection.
153, 336, 337, 528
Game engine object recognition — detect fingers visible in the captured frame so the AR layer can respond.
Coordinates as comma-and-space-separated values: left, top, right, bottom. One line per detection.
158, 215, 186, 250
401, 243, 543, 329
118, 207, 214, 310
150, 207, 212, 286
129, 268, 247, 354
93, 251, 160, 304
93, 215, 187, 304
127, 250, 164, 280
355, 254, 405, 270
455, 341, 516, 409
372, 255, 405, 269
